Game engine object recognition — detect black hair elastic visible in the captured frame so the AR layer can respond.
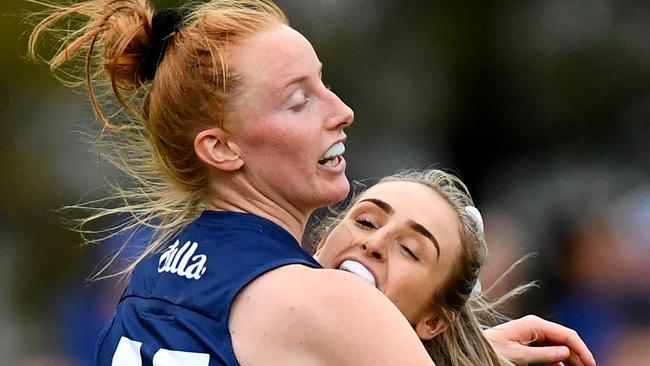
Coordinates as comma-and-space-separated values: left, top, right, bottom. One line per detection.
141, 8, 184, 81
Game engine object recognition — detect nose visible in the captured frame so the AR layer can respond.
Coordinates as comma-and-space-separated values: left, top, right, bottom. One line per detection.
361, 234, 386, 262
324, 88, 354, 130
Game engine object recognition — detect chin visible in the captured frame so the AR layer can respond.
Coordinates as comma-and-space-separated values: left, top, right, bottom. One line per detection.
312, 181, 349, 209
329, 177, 351, 203
299, 174, 350, 210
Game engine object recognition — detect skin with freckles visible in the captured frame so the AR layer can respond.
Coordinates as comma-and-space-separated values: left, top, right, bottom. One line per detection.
196, 23, 355, 240
223, 25, 435, 365
221, 24, 354, 219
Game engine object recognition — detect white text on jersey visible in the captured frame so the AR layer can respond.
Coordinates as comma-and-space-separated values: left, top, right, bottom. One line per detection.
158, 240, 208, 280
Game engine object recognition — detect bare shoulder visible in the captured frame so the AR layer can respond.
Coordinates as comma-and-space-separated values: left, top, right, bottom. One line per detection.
230, 265, 434, 366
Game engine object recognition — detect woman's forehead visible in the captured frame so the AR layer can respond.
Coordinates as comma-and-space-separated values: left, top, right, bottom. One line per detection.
358, 181, 434, 202
353, 182, 443, 222
355, 181, 461, 242
230, 24, 320, 90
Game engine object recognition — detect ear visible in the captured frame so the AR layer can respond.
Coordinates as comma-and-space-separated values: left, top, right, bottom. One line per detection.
194, 128, 244, 172
414, 310, 454, 341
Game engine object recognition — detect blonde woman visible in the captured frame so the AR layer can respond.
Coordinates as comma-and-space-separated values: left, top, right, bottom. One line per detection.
29, 1, 594, 365
315, 169, 595, 366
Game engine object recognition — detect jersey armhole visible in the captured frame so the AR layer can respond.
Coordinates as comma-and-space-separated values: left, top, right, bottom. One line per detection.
221, 258, 321, 363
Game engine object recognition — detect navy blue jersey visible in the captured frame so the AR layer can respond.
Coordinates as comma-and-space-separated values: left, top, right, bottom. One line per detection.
96, 211, 322, 366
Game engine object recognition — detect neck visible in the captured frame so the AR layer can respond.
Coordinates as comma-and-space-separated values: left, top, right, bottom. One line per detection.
205, 175, 312, 243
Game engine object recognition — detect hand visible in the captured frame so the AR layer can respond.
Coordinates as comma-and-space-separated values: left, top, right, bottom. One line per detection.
484, 315, 596, 366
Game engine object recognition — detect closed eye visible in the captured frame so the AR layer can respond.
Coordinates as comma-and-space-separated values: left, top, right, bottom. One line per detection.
355, 218, 376, 230
290, 97, 310, 111
401, 245, 419, 261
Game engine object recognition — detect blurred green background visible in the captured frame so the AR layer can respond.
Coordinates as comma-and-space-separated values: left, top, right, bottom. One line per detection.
1, 0, 649, 364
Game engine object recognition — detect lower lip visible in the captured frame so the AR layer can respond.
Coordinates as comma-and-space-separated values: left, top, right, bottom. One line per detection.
318, 156, 346, 174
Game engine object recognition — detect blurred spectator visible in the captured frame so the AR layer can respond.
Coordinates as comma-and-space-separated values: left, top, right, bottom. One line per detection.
604, 326, 650, 366
53, 225, 151, 365
480, 209, 534, 315
554, 186, 650, 364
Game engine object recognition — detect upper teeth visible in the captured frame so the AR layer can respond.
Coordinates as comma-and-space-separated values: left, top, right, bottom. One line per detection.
320, 142, 345, 161
338, 260, 376, 287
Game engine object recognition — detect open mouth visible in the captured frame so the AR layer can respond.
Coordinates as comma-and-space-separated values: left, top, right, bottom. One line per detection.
338, 260, 376, 287
318, 142, 345, 167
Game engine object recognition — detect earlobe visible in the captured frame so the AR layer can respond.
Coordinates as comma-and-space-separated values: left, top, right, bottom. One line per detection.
414, 312, 451, 341
194, 128, 244, 171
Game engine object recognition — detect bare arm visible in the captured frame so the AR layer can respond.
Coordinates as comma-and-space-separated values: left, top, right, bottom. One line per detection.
307, 269, 435, 365
485, 315, 596, 366
230, 265, 434, 366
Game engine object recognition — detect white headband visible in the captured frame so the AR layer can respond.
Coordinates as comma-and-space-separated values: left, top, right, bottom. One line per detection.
470, 279, 482, 296
465, 206, 484, 296
464, 206, 484, 234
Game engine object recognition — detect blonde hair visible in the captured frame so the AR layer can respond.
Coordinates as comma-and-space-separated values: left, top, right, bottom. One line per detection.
315, 169, 533, 366
28, 0, 288, 278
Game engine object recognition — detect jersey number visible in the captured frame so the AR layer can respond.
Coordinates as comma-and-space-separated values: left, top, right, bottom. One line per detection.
112, 336, 210, 365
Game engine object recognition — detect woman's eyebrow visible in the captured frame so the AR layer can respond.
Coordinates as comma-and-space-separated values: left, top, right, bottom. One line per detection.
282, 75, 308, 90
408, 221, 440, 259
358, 197, 440, 258
282, 63, 323, 89
358, 198, 395, 214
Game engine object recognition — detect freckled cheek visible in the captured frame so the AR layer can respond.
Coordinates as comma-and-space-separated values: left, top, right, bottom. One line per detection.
251, 125, 313, 158
243, 122, 282, 144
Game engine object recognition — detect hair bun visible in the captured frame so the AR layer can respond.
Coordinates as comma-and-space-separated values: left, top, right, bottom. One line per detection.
141, 8, 183, 81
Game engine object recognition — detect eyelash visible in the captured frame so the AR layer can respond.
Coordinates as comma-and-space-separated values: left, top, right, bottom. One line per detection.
355, 217, 376, 229
355, 216, 419, 261
400, 244, 419, 261
291, 97, 310, 111
290, 80, 331, 111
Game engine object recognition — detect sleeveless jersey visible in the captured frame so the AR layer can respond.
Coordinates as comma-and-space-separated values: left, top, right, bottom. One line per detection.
96, 211, 322, 366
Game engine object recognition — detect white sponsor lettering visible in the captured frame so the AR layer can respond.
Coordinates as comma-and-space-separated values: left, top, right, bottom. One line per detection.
158, 240, 207, 280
